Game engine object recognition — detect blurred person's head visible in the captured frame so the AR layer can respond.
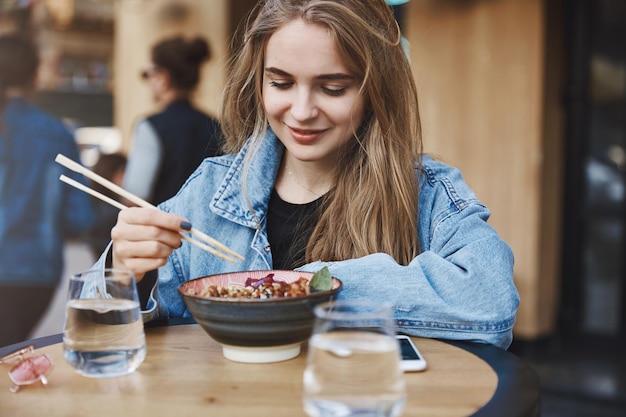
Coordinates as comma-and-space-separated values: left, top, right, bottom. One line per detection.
0, 34, 39, 112
140, 35, 211, 105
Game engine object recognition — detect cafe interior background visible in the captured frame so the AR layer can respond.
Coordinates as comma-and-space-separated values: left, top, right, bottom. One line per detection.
0, 0, 624, 415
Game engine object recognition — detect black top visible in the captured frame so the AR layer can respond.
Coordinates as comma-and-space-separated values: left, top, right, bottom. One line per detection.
147, 99, 222, 205
266, 188, 321, 269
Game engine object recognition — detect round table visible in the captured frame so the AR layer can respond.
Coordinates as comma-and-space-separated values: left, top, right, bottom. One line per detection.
0, 320, 540, 417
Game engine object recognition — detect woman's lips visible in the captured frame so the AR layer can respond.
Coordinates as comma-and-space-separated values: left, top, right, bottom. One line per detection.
288, 126, 327, 143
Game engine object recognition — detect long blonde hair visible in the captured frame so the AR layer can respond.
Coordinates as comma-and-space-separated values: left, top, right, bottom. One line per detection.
221, 0, 422, 265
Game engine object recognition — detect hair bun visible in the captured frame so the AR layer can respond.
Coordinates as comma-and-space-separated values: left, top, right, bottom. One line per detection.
186, 37, 211, 63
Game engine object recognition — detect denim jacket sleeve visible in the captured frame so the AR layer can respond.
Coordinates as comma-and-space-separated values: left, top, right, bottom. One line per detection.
299, 157, 519, 349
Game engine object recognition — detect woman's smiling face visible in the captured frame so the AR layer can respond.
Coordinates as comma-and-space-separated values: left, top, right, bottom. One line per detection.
262, 19, 365, 167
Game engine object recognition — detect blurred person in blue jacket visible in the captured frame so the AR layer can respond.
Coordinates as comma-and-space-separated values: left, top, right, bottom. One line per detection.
0, 34, 97, 346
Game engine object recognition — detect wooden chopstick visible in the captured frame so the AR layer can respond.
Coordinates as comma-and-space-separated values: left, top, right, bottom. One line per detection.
59, 175, 240, 264
56, 154, 244, 264
60, 175, 127, 210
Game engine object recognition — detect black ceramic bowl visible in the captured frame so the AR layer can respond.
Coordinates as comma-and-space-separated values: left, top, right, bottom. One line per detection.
178, 270, 342, 363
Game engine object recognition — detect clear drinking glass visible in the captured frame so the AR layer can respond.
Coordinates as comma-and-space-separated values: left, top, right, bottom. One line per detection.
303, 300, 406, 417
62, 268, 146, 378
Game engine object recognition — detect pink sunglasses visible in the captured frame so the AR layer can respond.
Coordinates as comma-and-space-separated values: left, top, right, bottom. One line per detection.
0, 345, 53, 393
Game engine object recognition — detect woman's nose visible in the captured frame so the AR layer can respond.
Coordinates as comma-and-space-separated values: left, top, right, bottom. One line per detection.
290, 89, 318, 121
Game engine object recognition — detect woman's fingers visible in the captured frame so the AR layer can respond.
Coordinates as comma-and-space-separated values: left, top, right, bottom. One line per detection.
116, 207, 188, 233
111, 207, 189, 281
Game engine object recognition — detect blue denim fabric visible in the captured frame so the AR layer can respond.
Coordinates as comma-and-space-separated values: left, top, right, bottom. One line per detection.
95, 129, 519, 349
0, 97, 97, 287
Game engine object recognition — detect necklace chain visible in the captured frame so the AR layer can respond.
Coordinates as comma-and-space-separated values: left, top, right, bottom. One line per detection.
286, 169, 328, 198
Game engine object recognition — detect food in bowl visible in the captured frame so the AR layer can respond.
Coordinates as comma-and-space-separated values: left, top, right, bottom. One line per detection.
178, 270, 342, 363
190, 273, 311, 299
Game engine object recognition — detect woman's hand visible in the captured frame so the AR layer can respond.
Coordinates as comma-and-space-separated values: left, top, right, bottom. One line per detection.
111, 207, 190, 282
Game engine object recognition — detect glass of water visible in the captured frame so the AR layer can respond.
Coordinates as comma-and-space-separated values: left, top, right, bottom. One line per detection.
303, 300, 405, 417
63, 268, 146, 378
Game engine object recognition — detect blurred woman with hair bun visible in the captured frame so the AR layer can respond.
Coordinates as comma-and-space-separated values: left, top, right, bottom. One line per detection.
123, 35, 223, 206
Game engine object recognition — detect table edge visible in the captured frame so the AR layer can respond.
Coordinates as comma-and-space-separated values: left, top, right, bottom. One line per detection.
448, 341, 541, 417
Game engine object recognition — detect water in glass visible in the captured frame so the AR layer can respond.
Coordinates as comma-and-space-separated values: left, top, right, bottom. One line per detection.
303, 301, 405, 417
63, 269, 146, 378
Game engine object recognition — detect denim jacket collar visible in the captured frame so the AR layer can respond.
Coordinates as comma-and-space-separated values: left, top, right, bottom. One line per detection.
210, 128, 284, 230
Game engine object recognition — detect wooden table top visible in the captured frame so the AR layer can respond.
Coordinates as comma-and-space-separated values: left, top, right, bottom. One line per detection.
0, 323, 537, 417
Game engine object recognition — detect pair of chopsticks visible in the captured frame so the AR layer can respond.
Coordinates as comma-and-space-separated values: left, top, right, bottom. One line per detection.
55, 154, 244, 264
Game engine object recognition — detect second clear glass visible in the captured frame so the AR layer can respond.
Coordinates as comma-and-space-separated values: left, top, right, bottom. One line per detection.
303, 300, 405, 417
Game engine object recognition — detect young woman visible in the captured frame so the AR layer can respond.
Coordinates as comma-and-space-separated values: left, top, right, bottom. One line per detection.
99, 0, 519, 349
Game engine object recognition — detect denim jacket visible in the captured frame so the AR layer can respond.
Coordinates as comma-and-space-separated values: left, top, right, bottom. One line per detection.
95, 129, 519, 349
0, 97, 97, 287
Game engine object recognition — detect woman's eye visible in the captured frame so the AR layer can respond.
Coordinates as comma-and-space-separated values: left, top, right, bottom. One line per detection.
322, 86, 347, 97
269, 80, 292, 89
